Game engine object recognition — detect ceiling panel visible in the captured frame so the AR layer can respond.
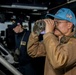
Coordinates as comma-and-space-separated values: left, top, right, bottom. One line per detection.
0, 0, 76, 17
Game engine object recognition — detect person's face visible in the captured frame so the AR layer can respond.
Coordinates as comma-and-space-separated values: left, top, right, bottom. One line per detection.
54, 19, 72, 37
13, 25, 21, 33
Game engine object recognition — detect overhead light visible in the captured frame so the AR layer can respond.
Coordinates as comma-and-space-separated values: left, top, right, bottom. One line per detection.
0, 4, 48, 10
31, 13, 41, 15
6, 11, 13, 13
33, 9, 38, 11
12, 4, 48, 10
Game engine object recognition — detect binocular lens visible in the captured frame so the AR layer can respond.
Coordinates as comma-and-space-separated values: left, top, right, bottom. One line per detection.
35, 20, 46, 31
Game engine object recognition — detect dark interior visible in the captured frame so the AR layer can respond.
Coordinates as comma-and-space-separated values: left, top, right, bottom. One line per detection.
0, 0, 76, 75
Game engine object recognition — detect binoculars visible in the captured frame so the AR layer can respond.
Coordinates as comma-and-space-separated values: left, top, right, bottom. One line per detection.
33, 20, 46, 35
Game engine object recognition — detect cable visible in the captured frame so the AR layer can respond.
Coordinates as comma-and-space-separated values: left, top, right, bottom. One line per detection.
47, 0, 76, 12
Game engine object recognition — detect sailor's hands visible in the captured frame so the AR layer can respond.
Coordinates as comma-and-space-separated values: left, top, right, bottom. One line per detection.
43, 19, 54, 33
33, 19, 54, 35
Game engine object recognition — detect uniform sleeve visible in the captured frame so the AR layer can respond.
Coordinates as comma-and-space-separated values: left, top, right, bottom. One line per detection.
43, 32, 76, 69
27, 32, 46, 58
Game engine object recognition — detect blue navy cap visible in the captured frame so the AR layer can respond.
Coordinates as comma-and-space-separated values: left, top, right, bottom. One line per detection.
46, 8, 76, 26
9, 20, 22, 29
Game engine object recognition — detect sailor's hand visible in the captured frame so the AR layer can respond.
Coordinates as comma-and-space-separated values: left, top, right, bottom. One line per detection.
43, 19, 54, 33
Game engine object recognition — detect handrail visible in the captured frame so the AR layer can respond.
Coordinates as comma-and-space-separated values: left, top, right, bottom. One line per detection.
0, 43, 15, 64
0, 56, 23, 75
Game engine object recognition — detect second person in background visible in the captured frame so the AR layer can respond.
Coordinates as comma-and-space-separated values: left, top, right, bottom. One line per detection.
12, 20, 36, 75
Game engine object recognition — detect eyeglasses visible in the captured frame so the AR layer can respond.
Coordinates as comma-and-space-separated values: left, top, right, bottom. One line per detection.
54, 21, 68, 25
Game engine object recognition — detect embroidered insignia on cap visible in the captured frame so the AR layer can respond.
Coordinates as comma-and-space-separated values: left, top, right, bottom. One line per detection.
66, 14, 72, 19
